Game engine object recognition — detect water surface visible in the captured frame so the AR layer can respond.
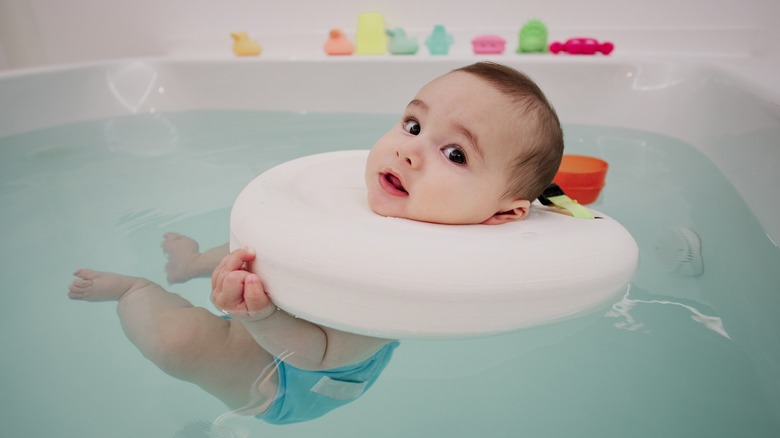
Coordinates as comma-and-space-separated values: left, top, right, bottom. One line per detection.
1, 110, 778, 437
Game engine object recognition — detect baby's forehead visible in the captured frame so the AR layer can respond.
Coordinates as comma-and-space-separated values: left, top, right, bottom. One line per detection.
431, 76, 528, 154
422, 70, 491, 90
416, 73, 516, 110
433, 74, 525, 116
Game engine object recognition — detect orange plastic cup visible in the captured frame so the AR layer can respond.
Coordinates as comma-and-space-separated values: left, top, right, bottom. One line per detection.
553, 155, 608, 205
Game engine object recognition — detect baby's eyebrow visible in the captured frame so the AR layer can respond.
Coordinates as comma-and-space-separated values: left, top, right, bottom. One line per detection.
455, 123, 483, 161
407, 98, 483, 160
406, 99, 428, 111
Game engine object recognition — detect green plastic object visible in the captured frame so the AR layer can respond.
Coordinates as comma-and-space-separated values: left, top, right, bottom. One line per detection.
425, 25, 453, 55
517, 19, 548, 53
387, 28, 419, 55
545, 194, 594, 219
356, 12, 387, 55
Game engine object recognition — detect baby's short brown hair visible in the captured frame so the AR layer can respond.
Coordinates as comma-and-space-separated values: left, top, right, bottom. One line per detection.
453, 62, 563, 201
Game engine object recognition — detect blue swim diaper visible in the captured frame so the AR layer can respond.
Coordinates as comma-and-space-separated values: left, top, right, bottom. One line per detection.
257, 341, 399, 425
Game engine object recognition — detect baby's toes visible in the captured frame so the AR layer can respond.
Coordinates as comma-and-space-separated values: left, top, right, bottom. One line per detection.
162, 232, 198, 253
70, 278, 94, 290
73, 268, 99, 281
68, 271, 96, 299
68, 280, 92, 299
161, 232, 181, 247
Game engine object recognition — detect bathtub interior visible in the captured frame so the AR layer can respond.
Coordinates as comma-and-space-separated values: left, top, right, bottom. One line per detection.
1, 58, 779, 437
3, 58, 778, 242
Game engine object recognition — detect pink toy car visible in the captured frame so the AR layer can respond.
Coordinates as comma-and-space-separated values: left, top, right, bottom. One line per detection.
549, 37, 614, 55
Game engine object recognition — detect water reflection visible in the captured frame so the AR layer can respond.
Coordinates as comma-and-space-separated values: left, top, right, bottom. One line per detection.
106, 62, 159, 113
607, 286, 730, 339
104, 62, 178, 155
628, 63, 689, 92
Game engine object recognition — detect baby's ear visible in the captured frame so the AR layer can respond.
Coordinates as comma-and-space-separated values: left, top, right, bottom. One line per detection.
481, 200, 531, 225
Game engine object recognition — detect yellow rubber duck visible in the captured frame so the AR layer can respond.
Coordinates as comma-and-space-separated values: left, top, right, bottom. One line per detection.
231, 32, 262, 56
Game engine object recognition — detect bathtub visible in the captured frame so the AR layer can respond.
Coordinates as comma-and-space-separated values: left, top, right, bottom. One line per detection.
1, 57, 779, 437
3, 57, 778, 242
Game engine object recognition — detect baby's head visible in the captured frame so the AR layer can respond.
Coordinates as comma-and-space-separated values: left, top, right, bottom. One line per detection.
365, 62, 563, 225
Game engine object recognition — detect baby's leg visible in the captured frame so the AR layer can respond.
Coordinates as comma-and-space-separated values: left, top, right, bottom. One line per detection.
68, 269, 278, 412
69, 269, 153, 301
162, 232, 205, 283
162, 233, 228, 284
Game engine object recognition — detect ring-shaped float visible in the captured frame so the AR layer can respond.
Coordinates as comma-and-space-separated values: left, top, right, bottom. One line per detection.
230, 150, 638, 339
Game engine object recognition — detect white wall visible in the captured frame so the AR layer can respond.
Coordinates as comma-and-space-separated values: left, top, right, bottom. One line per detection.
1, 0, 778, 70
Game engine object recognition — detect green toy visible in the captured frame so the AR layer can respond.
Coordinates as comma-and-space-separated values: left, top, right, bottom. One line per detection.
387, 28, 419, 55
425, 25, 453, 55
517, 19, 548, 53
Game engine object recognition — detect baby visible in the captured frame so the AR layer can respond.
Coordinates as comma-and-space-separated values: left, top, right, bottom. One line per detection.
68, 62, 563, 425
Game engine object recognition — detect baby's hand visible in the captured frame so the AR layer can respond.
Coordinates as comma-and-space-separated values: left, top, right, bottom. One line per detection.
211, 247, 276, 321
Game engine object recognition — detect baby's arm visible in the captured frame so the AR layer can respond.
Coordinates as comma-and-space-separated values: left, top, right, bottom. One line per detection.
211, 247, 389, 371
163, 233, 229, 283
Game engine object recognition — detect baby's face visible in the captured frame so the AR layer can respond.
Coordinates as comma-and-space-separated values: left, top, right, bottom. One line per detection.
365, 72, 530, 225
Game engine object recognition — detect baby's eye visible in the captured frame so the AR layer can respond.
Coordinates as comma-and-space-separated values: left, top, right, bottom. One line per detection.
403, 120, 421, 135
442, 145, 467, 165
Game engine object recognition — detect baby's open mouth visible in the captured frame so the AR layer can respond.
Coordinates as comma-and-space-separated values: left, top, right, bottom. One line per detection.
381, 172, 408, 195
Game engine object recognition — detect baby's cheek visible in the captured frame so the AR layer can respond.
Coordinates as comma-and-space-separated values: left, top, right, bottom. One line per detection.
423, 193, 462, 220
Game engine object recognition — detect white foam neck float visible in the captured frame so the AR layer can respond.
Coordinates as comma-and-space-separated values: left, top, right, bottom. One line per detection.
230, 150, 638, 339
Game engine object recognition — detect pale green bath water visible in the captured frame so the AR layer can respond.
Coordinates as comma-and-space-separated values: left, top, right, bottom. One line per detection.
1, 110, 778, 437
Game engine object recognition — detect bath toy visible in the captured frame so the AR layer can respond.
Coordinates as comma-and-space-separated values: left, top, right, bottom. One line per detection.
355, 12, 387, 55
471, 35, 506, 54
324, 29, 354, 55
553, 155, 609, 205
386, 28, 419, 55
537, 183, 594, 219
549, 37, 614, 55
230, 150, 638, 339
230, 32, 262, 56
517, 19, 548, 53
425, 25, 453, 55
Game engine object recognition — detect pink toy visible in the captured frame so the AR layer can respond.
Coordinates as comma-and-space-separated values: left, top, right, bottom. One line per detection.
471, 35, 506, 54
549, 37, 614, 55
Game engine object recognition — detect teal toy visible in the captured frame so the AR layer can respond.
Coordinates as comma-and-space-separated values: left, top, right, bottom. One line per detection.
425, 25, 453, 55
517, 19, 548, 53
387, 28, 419, 55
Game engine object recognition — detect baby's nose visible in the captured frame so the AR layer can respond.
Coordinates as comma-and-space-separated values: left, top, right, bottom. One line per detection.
396, 150, 413, 166
396, 143, 423, 168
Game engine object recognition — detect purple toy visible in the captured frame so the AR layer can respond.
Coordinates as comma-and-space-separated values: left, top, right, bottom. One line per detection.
549, 37, 614, 55
471, 35, 506, 54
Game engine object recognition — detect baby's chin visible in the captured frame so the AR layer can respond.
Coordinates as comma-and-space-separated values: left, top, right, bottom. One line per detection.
367, 200, 418, 222
366, 200, 476, 225
366, 201, 405, 220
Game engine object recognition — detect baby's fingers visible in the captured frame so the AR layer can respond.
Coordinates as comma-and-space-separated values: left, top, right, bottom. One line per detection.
244, 274, 272, 311
211, 247, 256, 290
212, 270, 251, 311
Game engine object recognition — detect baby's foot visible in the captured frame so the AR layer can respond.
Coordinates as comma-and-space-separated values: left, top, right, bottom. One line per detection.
68, 269, 150, 302
162, 232, 201, 284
